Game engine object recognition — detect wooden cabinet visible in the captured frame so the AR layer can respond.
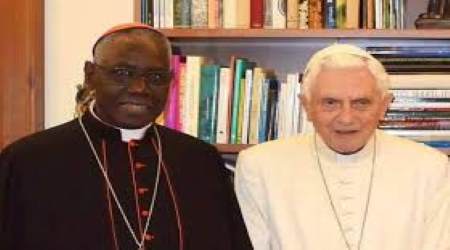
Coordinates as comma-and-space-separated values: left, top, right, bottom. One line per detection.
0, 0, 44, 149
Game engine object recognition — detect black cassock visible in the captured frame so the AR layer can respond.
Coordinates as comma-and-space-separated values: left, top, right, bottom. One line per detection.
0, 112, 252, 250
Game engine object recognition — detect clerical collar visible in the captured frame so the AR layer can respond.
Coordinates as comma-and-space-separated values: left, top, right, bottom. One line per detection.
89, 101, 153, 142
314, 132, 375, 164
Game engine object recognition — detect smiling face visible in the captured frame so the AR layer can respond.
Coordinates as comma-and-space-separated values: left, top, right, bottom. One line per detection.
302, 66, 392, 154
84, 30, 171, 128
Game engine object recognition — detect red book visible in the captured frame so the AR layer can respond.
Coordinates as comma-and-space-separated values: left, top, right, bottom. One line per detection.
250, 0, 264, 28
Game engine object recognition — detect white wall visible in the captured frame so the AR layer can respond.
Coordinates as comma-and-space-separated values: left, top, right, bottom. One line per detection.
45, 0, 134, 128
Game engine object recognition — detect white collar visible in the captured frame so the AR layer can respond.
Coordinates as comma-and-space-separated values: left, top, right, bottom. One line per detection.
314, 132, 375, 165
89, 101, 153, 142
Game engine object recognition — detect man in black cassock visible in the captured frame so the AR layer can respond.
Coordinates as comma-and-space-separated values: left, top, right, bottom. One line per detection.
0, 23, 252, 250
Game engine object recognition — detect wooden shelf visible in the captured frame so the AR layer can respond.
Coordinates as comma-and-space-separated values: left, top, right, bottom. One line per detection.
158, 28, 450, 39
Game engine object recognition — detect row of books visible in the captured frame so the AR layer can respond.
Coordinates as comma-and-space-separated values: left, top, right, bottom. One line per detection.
158, 55, 303, 144
140, 0, 405, 30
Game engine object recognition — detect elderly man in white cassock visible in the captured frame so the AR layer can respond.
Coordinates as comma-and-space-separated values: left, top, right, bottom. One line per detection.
235, 43, 450, 250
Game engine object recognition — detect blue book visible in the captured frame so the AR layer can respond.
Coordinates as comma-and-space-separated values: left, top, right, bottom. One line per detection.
230, 58, 248, 144
198, 65, 221, 143
367, 47, 450, 58
258, 79, 270, 143
422, 141, 450, 148
258, 78, 279, 142
324, 0, 337, 28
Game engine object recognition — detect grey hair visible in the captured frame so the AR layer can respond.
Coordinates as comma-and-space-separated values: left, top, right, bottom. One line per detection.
75, 84, 94, 117
301, 44, 390, 99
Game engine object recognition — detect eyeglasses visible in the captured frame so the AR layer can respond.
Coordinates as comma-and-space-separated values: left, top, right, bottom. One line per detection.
94, 63, 172, 86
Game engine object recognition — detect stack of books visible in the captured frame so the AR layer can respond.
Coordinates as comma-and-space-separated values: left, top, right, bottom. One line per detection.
369, 46, 450, 150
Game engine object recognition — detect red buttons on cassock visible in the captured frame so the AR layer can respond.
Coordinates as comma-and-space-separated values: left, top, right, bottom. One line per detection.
141, 210, 149, 217
135, 162, 146, 170
138, 188, 149, 194
144, 233, 154, 241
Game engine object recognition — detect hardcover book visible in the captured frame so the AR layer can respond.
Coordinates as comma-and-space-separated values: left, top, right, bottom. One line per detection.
251, 0, 264, 28
198, 65, 221, 143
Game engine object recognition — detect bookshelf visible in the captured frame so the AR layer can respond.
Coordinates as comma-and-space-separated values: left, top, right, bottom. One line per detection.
134, 0, 450, 156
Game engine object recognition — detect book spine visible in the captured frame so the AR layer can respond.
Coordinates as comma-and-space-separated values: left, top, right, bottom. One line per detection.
388, 107, 450, 112
383, 0, 390, 28
391, 89, 450, 99
379, 120, 450, 130
223, 0, 238, 28
264, 0, 273, 28
141, 0, 148, 24
236, 78, 246, 144
383, 115, 450, 122
335, 0, 346, 28
216, 67, 232, 144
389, 0, 395, 29
153, 0, 160, 28
241, 69, 254, 144
272, 0, 286, 28
165, 0, 174, 28
367, 0, 374, 28
251, 0, 264, 28
174, 0, 191, 27
277, 82, 287, 138
248, 68, 264, 144
323, 0, 337, 28
230, 58, 247, 143
266, 79, 279, 140
346, 0, 360, 28
198, 65, 220, 143
184, 56, 204, 137
208, 0, 220, 28
160, 0, 166, 28
237, 0, 251, 28
383, 129, 450, 138
258, 79, 270, 142
389, 101, 450, 109
375, 0, 382, 28
286, 0, 299, 28
298, 0, 309, 29
308, 0, 323, 29
191, 0, 208, 27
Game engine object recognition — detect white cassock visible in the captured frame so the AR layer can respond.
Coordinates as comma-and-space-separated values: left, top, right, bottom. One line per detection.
235, 130, 450, 250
